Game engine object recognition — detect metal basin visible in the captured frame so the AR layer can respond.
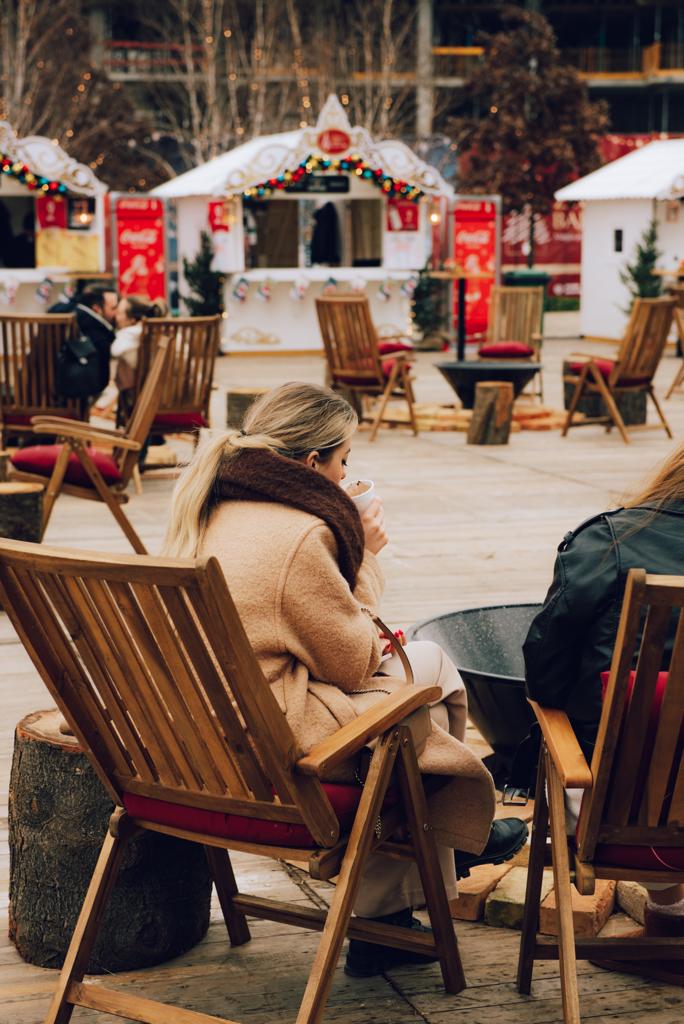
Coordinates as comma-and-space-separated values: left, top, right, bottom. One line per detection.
407, 603, 542, 774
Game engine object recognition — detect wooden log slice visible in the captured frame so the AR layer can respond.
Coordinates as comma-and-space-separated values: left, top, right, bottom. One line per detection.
0, 482, 44, 542
226, 387, 269, 429
8, 709, 212, 973
467, 381, 514, 445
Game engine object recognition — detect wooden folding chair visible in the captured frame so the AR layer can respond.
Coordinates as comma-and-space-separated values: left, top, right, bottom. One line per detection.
9, 335, 171, 555
518, 568, 684, 1023
664, 284, 684, 398
316, 294, 418, 442
475, 286, 545, 400
562, 297, 675, 443
0, 313, 85, 447
118, 315, 221, 440
0, 538, 466, 1024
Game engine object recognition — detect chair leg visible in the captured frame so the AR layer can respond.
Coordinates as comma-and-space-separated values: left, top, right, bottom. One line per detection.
369, 365, 400, 443
546, 750, 582, 1024
665, 359, 684, 400
402, 367, 420, 438
561, 368, 589, 436
41, 442, 72, 539
295, 730, 400, 1024
592, 370, 629, 444
71, 440, 148, 554
45, 816, 131, 1024
396, 729, 466, 993
131, 463, 143, 495
517, 753, 548, 994
204, 846, 251, 947
648, 386, 673, 439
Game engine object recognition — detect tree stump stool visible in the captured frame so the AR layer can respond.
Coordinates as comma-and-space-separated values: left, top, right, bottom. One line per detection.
9, 709, 212, 973
467, 381, 514, 445
0, 451, 10, 482
226, 387, 269, 429
0, 482, 44, 541
562, 360, 647, 425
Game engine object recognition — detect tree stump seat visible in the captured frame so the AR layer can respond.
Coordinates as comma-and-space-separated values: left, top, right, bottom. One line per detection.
8, 709, 213, 973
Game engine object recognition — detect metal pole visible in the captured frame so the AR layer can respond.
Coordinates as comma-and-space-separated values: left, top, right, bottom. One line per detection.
457, 277, 466, 361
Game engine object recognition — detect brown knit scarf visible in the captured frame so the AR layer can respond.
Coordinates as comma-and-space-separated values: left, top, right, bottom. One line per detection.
215, 448, 365, 589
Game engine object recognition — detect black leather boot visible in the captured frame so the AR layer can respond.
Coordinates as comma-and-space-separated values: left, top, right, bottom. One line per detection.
344, 906, 438, 978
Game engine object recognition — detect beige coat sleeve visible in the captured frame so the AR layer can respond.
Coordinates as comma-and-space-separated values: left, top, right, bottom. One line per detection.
277, 522, 385, 690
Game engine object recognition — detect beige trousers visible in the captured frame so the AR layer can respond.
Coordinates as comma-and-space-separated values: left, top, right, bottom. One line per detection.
353, 640, 466, 918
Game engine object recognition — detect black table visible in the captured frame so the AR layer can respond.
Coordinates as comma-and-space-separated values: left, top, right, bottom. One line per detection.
436, 360, 543, 410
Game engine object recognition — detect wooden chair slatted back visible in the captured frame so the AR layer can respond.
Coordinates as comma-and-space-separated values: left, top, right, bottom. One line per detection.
485, 286, 544, 346
612, 298, 675, 384
0, 314, 81, 420
116, 335, 172, 486
134, 316, 221, 417
0, 540, 340, 847
316, 295, 384, 384
576, 570, 684, 860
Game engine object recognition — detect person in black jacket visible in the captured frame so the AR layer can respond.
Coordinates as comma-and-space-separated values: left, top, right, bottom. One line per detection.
523, 445, 684, 982
50, 286, 118, 397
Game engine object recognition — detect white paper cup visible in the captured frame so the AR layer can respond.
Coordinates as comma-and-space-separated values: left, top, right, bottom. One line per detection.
345, 479, 375, 514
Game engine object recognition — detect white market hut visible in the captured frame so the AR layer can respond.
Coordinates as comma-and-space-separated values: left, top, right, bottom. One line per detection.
153, 95, 454, 353
556, 139, 684, 339
0, 122, 108, 313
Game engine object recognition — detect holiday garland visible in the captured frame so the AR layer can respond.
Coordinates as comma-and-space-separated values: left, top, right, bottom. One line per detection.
242, 154, 422, 202
1, 155, 68, 194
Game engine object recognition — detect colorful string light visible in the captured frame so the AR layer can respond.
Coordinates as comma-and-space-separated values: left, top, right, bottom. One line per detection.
242, 154, 422, 202
0, 155, 68, 194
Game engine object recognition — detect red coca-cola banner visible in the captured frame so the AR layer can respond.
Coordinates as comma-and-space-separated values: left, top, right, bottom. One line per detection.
36, 195, 67, 229
386, 198, 419, 232
208, 199, 231, 233
115, 198, 166, 301
453, 200, 497, 338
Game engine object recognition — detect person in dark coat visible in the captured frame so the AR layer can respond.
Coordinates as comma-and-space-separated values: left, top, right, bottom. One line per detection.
523, 444, 684, 983
50, 286, 118, 397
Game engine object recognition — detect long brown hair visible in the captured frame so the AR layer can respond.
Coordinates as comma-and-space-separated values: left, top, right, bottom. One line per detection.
624, 443, 684, 509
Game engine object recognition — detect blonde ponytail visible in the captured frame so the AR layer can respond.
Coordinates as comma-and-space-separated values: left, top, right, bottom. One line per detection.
163, 382, 357, 558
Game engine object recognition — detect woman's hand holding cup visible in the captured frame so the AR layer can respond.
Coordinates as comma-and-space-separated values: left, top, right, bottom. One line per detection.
360, 498, 387, 555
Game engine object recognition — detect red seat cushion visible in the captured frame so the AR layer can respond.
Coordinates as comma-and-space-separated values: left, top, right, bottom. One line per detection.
4, 411, 80, 427
123, 783, 398, 849
567, 358, 650, 387
378, 340, 413, 356
11, 444, 122, 487
479, 341, 534, 358
335, 358, 413, 387
152, 411, 208, 431
587, 670, 684, 872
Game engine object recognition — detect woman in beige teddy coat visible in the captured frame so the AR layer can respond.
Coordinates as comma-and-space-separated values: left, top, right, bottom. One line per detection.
164, 382, 525, 976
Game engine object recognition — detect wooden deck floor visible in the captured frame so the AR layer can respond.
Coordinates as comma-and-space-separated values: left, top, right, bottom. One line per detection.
3, 315, 684, 1022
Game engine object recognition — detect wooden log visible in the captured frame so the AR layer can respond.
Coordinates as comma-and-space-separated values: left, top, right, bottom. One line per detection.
226, 387, 269, 429
467, 381, 514, 445
0, 482, 44, 541
8, 709, 212, 973
0, 450, 10, 482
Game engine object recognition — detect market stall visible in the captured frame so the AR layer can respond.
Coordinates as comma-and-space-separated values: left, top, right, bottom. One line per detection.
0, 122, 107, 314
153, 95, 455, 353
556, 139, 684, 339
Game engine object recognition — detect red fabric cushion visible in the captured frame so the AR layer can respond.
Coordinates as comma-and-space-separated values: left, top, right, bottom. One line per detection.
123, 783, 398, 849
479, 341, 534, 358
335, 358, 413, 387
567, 358, 650, 387
11, 444, 122, 486
378, 340, 413, 356
4, 411, 80, 427
588, 670, 684, 872
152, 411, 208, 431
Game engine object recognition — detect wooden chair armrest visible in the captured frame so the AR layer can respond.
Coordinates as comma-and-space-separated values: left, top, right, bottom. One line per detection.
296, 685, 441, 777
528, 699, 593, 789
31, 417, 141, 451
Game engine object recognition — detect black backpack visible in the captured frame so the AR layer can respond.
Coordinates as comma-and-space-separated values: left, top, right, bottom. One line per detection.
56, 334, 101, 399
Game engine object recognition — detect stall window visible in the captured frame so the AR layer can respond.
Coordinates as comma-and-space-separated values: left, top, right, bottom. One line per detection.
351, 199, 382, 267
244, 200, 298, 269
614, 229, 623, 253
0, 197, 35, 268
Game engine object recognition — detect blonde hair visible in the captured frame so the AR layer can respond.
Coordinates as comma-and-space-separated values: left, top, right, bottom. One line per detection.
624, 442, 684, 509
163, 382, 357, 558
